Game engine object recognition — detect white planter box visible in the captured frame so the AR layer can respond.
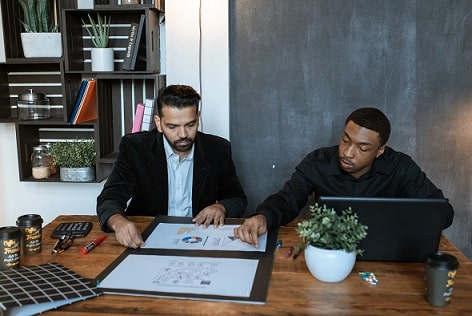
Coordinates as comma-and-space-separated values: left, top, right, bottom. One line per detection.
21, 32, 63, 58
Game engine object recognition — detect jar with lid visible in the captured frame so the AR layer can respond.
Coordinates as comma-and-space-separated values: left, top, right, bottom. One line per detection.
17, 89, 50, 120
31, 146, 51, 179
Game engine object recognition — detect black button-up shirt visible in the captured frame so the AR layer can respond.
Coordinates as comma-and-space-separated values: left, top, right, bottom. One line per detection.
256, 145, 454, 229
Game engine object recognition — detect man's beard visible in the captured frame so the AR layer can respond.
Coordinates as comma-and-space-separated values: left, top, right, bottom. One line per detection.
167, 136, 194, 153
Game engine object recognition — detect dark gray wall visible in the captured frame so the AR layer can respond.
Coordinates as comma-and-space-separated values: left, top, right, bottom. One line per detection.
230, 0, 472, 259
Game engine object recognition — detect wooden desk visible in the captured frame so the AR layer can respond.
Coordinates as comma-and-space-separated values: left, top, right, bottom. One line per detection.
21, 215, 472, 315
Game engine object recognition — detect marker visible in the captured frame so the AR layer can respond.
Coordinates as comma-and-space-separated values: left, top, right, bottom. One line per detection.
81, 235, 106, 255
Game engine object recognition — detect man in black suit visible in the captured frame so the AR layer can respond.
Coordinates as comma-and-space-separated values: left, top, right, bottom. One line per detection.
97, 85, 247, 248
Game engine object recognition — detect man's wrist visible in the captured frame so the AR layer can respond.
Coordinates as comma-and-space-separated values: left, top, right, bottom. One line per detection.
107, 213, 126, 231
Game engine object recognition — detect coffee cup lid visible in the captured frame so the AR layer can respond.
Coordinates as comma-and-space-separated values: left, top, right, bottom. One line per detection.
424, 252, 459, 270
0, 226, 21, 239
16, 214, 43, 226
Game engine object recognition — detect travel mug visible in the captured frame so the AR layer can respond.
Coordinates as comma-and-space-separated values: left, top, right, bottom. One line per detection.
424, 252, 459, 307
0, 226, 21, 269
16, 214, 43, 255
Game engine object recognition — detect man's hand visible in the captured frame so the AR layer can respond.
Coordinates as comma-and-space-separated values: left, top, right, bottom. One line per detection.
192, 203, 226, 228
107, 214, 144, 248
233, 214, 268, 248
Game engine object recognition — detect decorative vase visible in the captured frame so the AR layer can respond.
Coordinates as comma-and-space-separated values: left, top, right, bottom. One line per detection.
91, 47, 114, 72
304, 245, 356, 282
20, 33, 62, 58
59, 167, 95, 182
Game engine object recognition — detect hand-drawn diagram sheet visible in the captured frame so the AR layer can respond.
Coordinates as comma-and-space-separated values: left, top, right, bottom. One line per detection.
98, 254, 258, 298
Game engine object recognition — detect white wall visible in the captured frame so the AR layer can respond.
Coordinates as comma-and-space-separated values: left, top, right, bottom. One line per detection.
0, 0, 229, 227
0, 1, 5, 63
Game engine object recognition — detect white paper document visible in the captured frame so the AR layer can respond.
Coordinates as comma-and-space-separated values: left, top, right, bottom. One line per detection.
142, 223, 267, 252
99, 254, 258, 298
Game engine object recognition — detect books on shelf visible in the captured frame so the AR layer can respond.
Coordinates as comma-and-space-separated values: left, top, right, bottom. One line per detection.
141, 98, 155, 131
132, 103, 145, 133
69, 80, 87, 123
131, 99, 155, 133
129, 14, 146, 71
122, 22, 138, 71
69, 79, 97, 124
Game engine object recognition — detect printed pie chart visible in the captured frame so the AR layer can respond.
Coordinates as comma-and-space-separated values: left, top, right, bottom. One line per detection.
182, 236, 203, 244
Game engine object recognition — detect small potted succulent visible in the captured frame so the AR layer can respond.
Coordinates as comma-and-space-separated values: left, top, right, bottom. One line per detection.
48, 138, 96, 182
297, 203, 368, 282
18, 0, 62, 57
82, 13, 113, 71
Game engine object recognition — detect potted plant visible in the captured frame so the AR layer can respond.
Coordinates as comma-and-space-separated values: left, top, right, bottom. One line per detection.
297, 203, 368, 282
82, 13, 114, 71
48, 138, 96, 182
18, 0, 62, 58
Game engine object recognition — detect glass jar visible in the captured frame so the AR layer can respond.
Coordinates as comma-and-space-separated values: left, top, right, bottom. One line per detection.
17, 89, 50, 120
42, 143, 57, 175
31, 146, 51, 179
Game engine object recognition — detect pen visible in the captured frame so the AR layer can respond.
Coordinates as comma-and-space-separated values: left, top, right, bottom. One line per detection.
81, 235, 106, 255
285, 245, 294, 258
293, 247, 303, 260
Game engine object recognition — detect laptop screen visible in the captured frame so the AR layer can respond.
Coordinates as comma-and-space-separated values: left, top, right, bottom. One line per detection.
318, 196, 448, 262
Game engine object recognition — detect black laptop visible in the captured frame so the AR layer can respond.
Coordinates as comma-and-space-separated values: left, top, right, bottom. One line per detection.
318, 196, 448, 262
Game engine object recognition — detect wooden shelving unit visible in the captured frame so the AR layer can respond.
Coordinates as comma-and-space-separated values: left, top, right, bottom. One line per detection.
0, 0, 166, 182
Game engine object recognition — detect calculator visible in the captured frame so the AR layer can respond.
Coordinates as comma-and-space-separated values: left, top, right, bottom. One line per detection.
50, 222, 93, 238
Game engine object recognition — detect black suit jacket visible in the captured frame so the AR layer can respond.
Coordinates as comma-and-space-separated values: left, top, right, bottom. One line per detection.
97, 130, 247, 231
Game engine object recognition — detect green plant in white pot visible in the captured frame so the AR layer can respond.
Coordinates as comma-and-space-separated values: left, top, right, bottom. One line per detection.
18, 0, 62, 57
82, 13, 113, 71
297, 203, 368, 282
49, 138, 96, 182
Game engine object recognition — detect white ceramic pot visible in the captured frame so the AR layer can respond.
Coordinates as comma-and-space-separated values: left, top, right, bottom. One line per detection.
304, 245, 356, 282
20, 32, 62, 58
91, 47, 114, 72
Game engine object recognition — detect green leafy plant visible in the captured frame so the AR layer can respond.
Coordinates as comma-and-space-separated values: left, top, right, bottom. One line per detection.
48, 138, 96, 168
18, 0, 58, 32
82, 13, 110, 48
297, 203, 368, 255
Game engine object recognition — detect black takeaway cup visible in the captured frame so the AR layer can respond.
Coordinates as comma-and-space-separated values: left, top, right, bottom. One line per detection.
0, 226, 21, 269
424, 252, 459, 307
16, 214, 43, 255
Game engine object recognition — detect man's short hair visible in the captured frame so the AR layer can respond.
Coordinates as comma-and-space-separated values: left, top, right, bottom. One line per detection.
155, 85, 201, 116
345, 107, 391, 146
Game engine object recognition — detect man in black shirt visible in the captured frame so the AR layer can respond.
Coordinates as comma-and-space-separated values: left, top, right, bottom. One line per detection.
234, 107, 454, 248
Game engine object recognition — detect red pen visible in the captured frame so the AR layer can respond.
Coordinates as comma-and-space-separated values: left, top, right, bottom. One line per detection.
81, 235, 106, 255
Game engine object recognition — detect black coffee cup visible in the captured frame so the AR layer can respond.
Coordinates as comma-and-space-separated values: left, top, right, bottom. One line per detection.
16, 214, 43, 255
0, 226, 21, 270
424, 252, 459, 307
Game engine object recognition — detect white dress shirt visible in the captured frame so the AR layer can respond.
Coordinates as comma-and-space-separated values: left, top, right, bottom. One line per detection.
163, 138, 194, 217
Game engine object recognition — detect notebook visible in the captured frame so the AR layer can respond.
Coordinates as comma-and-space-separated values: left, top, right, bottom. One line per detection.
0, 262, 101, 316
318, 196, 448, 262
